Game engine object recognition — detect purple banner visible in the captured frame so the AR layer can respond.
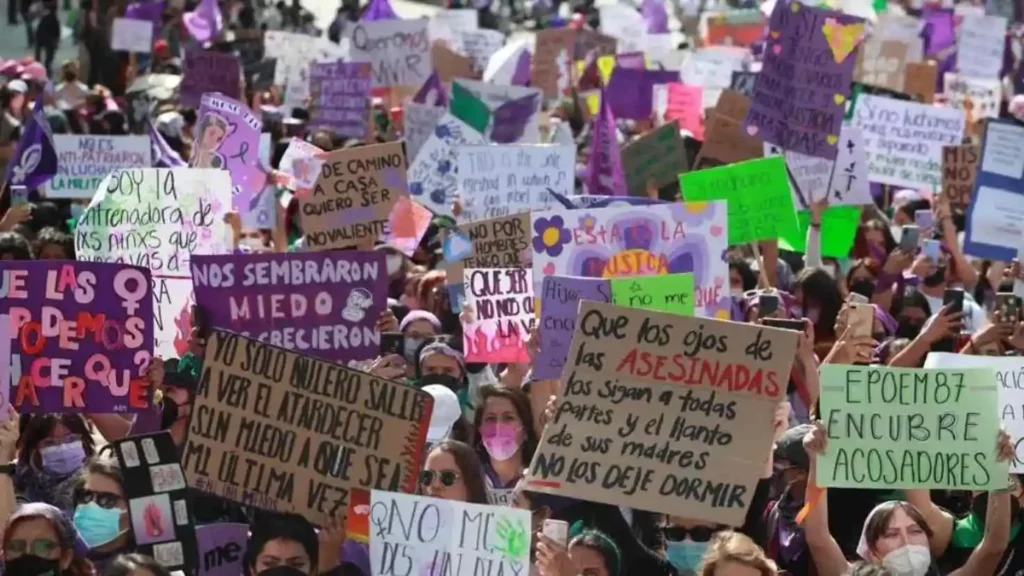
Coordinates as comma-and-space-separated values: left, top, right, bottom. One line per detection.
310, 61, 372, 140
190, 251, 387, 364
535, 276, 611, 380
744, 0, 864, 159
191, 93, 265, 217
0, 262, 154, 413
196, 523, 249, 576
179, 51, 242, 108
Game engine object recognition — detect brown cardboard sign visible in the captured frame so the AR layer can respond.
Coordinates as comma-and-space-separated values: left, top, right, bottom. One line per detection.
523, 302, 798, 525
533, 29, 576, 98
302, 141, 407, 250
904, 62, 937, 104
942, 145, 980, 209
445, 212, 531, 286
621, 121, 688, 196
182, 331, 432, 525
697, 113, 763, 167
573, 29, 618, 60
855, 39, 909, 92
431, 42, 477, 83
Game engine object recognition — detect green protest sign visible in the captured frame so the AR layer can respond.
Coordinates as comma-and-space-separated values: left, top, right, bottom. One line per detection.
778, 206, 861, 258
450, 82, 491, 135
817, 365, 1006, 490
679, 156, 798, 245
610, 273, 695, 316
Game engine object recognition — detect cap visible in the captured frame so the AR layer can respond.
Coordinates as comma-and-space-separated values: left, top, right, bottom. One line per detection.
7, 503, 78, 551
6, 79, 28, 94
773, 424, 813, 470
423, 384, 460, 442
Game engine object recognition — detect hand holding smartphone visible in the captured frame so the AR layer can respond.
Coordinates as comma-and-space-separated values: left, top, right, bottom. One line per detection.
899, 226, 920, 253
543, 520, 568, 547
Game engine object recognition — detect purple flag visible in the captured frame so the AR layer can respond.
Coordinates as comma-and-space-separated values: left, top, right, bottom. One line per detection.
585, 91, 626, 196
191, 93, 265, 216
196, 524, 249, 576
535, 276, 611, 380
361, 0, 398, 21
3, 98, 57, 190
183, 0, 222, 44
491, 93, 539, 144
124, 0, 164, 37
148, 122, 186, 168
190, 251, 388, 364
511, 50, 531, 86
641, 0, 670, 34
0, 261, 154, 413
412, 72, 448, 107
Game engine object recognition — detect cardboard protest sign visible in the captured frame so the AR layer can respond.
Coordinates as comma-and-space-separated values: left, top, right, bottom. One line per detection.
456, 144, 573, 223
192, 93, 264, 217
444, 212, 532, 290
524, 302, 798, 524
745, 1, 864, 159
196, 523, 248, 576
942, 145, 979, 210
454, 79, 544, 145
370, 491, 532, 575
179, 51, 242, 108
48, 135, 150, 199
182, 331, 432, 525
408, 114, 486, 216
620, 122, 688, 197
349, 19, 432, 88
903, 62, 937, 104
532, 29, 575, 98
530, 203, 730, 319
778, 206, 861, 258
309, 61, 372, 140
816, 365, 1006, 489
956, 14, 1007, 80
0, 261, 153, 413
963, 120, 1024, 260
111, 432, 198, 573
854, 39, 908, 92
535, 276, 612, 381
463, 268, 535, 363
680, 156, 799, 245
112, 17, 154, 52
431, 42, 476, 82
850, 94, 965, 189
264, 31, 347, 108
696, 91, 763, 167
610, 274, 696, 316
191, 251, 387, 364
302, 141, 407, 250
75, 168, 231, 358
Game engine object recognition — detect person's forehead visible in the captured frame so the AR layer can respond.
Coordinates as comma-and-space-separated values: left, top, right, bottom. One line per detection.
11, 516, 58, 539
259, 537, 310, 558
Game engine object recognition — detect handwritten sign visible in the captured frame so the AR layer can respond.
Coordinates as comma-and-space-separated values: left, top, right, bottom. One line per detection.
112, 17, 154, 52
943, 73, 1001, 122
963, 120, 1024, 260
816, 364, 1005, 489
196, 524, 248, 576
764, 126, 871, 208
463, 268, 534, 363
403, 102, 445, 163
610, 274, 695, 316
524, 302, 798, 524
192, 93, 264, 216
179, 51, 242, 108
942, 145, 979, 209
680, 47, 747, 108
182, 331, 432, 525
535, 277, 612, 381
956, 14, 1007, 80
532, 29, 575, 98
456, 144, 573, 223
854, 39, 908, 92
49, 135, 150, 200
408, 114, 486, 216
349, 19, 431, 88
309, 61, 372, 140
264, 31, 347, 108
621, 122, 688, 197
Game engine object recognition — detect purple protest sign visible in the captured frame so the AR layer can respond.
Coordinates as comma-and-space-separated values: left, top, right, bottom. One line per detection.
196, 523, 249, 576
191, 93, 265, 217
179, 51, 242, 107
535, 276, 611, 380
744, 0, 865, 160
923, 8, 954, 55
491, 92, 540, 144
190, 251, 387, 364
310, 61, 372, 140
0, 262, 154, 413
605, 68, 678, 119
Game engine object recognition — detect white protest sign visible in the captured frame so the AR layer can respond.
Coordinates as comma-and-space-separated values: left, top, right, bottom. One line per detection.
264, 31, 348, 109
408, 113, 486, 216
456, 144, 574, 223
48, 135, 150, 199
278, 138, 325, 197
454, 79, 543, 144
350, 18, 432, 88
463, 268, 535, 363
851, 94, 965, 189
404, 101, 447, 163
943, 73, 1001, 120
456, 29, 505, 73
956, 14, 1007, 80
680, 47, 744, 107
600, 4, 647, 54
112, 17, 154, 53
765, 126, 871, 207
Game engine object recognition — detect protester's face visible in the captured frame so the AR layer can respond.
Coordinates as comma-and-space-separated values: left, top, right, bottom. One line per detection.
37, 243, 68, 260
4, 517, 66, 566
870, 508, 929, 560
421, 354, 461, 378
864, 228, 886, 249
569, 544, 609, 576
253, 537, 312, 574
34, 420, 83, 467
202, 124, 226, 149
849, 267, 875, 286
714, 560, 765, 576
482, 397, 523, 435
80, 472, 130, 536
422, 449, 468, 501
404, 320, 437, 340
8, 93, 24, 113
160, 384, 191, 423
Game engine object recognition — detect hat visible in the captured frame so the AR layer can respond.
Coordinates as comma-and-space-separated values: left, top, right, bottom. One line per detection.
21, 62, 46, 82
6, 503, 78, 551
399, 310, 441, 332
6, 79, 28, 94
0, 61, 24, 78
423, 384, 461, 442
773, 424, 814, 470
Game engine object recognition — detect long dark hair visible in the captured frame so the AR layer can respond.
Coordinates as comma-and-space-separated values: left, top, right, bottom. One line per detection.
427, 440, 489, 505
472, 385, 538, 467
18, 413, 95, 468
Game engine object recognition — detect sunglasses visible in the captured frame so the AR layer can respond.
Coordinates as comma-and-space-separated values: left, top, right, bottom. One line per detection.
420, 469, 461, 488
74, 488, 124, 509
661, 525, 722, 543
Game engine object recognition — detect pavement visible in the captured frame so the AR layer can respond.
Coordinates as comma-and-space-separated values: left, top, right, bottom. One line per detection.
0, 3, 78, 66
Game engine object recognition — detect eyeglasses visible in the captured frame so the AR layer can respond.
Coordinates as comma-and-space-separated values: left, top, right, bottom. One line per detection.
74, 488, 124, 509
5, 538, 59, 558
420, 469, 461, 488
38, 433, 83, 450
660, 525, 722, 543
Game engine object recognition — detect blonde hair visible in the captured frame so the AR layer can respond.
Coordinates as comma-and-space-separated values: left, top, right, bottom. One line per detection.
698, 531, 778, 576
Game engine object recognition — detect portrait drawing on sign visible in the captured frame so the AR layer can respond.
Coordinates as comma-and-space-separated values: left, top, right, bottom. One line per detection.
342, 289, 373, 322
191, 112, 234, 169
129, 494, 176, 545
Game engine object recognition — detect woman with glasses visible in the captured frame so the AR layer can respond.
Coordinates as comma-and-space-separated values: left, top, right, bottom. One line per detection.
13, 414, 94, 512
2, 502, 95, 576
420, 440, 489, 505
71, 457, 132, 573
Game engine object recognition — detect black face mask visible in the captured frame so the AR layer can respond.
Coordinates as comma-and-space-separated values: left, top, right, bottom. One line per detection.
973, 492, 1021, 527
849, 279, 876, 300
923, 266, 947, 287
5, 554, 61, 576
896, 322, 922, 340
256, 567, 308, 576
420, 373, 462, 392
160, 396, 179, 430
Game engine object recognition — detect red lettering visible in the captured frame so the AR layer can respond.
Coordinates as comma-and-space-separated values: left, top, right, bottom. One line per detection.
19, 322, 45, 355
129, 379, 151, 409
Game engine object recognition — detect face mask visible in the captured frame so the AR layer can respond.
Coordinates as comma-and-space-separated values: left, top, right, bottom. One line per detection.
890, 225, 904, 244
880, 544, 931, 576
160, 396, 179, 430
730, 288, 744, 298
403, 338, 424, 364
849, 279, 876, 300
480, 422, 522, 461
386, 253, 404, 276
665, 540, 709, 575
420, 373, 461, 391
257, 567, 308, 576
896, 323, 921, 340
4, 554, 61, 576
73, 502, 125, 549
923, 266, 946, 288
40, 440, 86, 476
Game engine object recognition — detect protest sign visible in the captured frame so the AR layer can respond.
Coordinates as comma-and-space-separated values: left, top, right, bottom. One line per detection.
408, 114, 486, 216
309, 61, 372, 140
850, 94, 964, 189
599, 4, 646, 53
75, 168, 231, 358
191, 251, 386, 364
964, 120, 1024, 260
112, 17, 154, 52
456, 144, 573, 223
0, 261, 153, 413
745, 1, 864, 159
278, 138, 324, 198
444, 212, 532, 292
730, 71, 757, 97
610, 274, 696, 316
192, 93, 264, 216
264, 31, 347, 108
680, 156, 798, 244
48, 135, 149, 199
942, 145, 980, 209
704, 10, 765, 46
621, 122, 689, 197
431, 43, 476, 83
524, 301, 798, 524
530, 202, 730, 319
179, 51, 242, 107
403, 102, 446, 163
903, 62, 938, 104
535, 276, 612, 381
816, 364, 1005, 489
456, 29, 505, 72
696, 91, 763, 167
302, 141, 407, 250
349, 19, 431, 88
463, 268, 535, 363
778, 206, 861, 257
854, 39, 908, 92
370, 491, 532, 575
533, 29, 575, 98
196, 524, 248, 576
956, 14, 1007, 80
183, 331, 432, 525
655, 85, 703, 141
680, 47, 747, 108
454, 79, 543, 145
763, 126, 870, 208
944, 73, 1001, 125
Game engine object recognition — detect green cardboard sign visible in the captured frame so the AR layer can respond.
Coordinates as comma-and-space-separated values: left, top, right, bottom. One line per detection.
450, 83, 491, 135
610, 273, 695, 316
778, 206, 861, 258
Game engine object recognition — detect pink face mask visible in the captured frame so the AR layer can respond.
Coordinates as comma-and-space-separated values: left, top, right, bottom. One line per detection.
480, 422, 521, 462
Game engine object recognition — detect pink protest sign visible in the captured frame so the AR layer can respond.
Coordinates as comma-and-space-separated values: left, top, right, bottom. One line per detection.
463, 268, 535, 363
191, 93, 266, 217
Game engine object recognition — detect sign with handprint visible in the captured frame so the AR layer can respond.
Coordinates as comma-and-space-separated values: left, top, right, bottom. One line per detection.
370, 491, 531, 576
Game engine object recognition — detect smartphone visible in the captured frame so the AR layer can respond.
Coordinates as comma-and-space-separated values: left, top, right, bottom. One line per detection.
943, 288, 965, 315
380, 332, 404, 357
922, 239, 941, 261
915, 210, 934, 236
9, 185, 28, 207
899, 225, 920, 252
762, 318, 805, 332
995, 293, 1021, 325
543, 519, 569, 547
847, 303, 874, 339
758, 294, 780, 319
848, 292, 869, 305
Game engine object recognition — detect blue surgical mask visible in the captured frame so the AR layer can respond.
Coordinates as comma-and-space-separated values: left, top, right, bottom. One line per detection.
40, 441, 86, 477
666, 540, 709, 575
404, 337, 424, 364
73, 502, 125, 549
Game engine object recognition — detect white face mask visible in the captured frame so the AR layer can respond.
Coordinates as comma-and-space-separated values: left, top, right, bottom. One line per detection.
881, 544, 931, 576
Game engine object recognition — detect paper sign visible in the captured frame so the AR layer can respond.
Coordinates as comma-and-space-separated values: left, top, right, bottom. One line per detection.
278, 138, 325, 197
302, 141, 407, 250
535, 276, 612, 381
964, 120, 1024, 260
196, 524, 248, 576
0, 261, 153, 413
48, 135, 150, 200
192, 93, 264, 217
663, 84, 704, 140
456, 29, 505, 73
451, 213, 531, 271
942, 145, 979, 209
112, 17, 154, 52
943, 73, 1001, 122
403, 101, 446, 163
463, 268, 534, 363
610, 273, 696, 316
854, 39, 909, 92
454, 79, 543, 145
621, 122, 688, 198
408, 113, 486, 216
777, 206, 861, 257
816, 364, 1006, 489
264, 31, 348, 108
524, 302, 798, 525
309, 61, 372, 140
182, 331, 432, 526
764, 126, 871, 208
956, 14, 1007, 80
456, 144, 573, 223
680, 47, 746, 108
179, 51, 242, 108
369, 491, 532, 575
349, 19, 431, 88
